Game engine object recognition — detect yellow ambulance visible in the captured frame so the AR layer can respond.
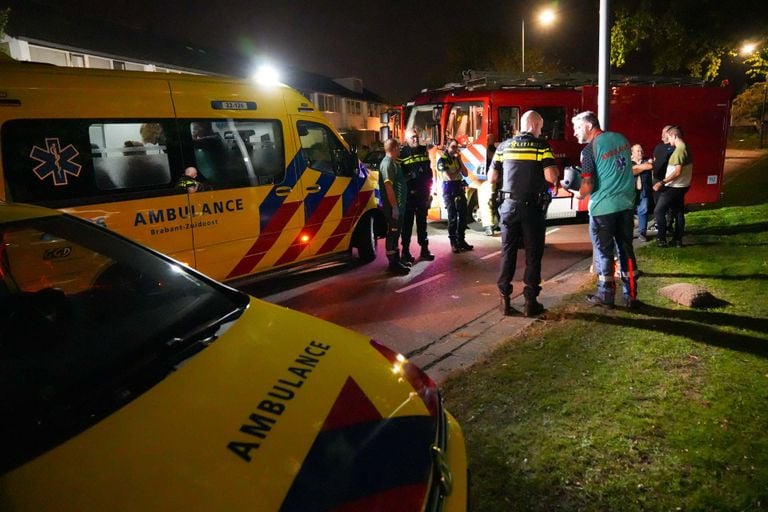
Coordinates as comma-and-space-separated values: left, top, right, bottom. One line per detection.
0, 60, 385, 282
0, 202, 467, 511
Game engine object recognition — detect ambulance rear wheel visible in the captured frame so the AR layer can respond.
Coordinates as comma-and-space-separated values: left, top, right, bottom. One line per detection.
353, 214, 377, 263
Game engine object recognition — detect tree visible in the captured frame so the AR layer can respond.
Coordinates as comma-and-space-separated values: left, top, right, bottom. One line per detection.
0, 7, 10, 58
0, 8, 8, 34
611, 0, 768, 80
732, 82, 767, 126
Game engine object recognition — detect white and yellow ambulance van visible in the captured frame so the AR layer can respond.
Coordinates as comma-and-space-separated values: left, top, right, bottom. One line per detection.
0, 60, 385, 282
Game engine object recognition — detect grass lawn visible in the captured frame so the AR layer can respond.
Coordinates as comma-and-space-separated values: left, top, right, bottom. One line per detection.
443, 156, 768, 511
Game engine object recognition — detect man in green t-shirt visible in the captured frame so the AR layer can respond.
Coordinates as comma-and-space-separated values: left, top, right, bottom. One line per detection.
379, 139, 410, 275
572, 111, 639, 309
652, 125, 692, 248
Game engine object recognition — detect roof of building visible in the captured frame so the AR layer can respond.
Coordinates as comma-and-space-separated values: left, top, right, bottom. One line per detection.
3, 0, 386, 103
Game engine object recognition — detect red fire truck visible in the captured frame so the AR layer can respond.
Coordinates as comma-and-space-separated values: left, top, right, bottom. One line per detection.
401, 71, 732, 222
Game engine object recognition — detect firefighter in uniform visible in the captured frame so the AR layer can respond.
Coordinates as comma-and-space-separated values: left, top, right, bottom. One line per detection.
399, 130, 436, 263
488, 110, 559, 317
437, 140, 473, 253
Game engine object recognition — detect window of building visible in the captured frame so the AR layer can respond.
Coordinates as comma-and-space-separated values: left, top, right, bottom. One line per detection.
124, 62, 146, 71
70, 54, 85, 67
28, 46, 68, 66
87, 56, 112, 69
316, 94, 337, 113
345, 99, 362, 116
113, 61, 126, 71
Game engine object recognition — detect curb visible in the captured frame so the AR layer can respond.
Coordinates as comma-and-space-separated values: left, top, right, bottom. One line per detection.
410, 255, 595, 385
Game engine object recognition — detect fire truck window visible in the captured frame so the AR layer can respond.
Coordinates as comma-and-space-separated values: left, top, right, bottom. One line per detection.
186, 119, 285, 187
297, 121, 355, 177
498, 107, 521, 140
531, 106, 566, 140
405, 105, 440, 146
445, 102, 484, 146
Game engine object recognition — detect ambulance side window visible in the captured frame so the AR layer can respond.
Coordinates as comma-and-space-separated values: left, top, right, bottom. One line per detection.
531, 106, 566, 140
1, 119, 181, 206
183, 119, 285, 188
297, 121, 356, 177
89, 122, 172, 190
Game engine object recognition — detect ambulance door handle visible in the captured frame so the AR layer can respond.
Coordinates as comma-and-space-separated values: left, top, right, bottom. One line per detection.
275, 186, 292, 196
306, 185, 322, 193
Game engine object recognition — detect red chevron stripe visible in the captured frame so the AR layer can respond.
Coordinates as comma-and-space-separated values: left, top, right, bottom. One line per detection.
317, 190, 374, 255
274, 195, 340, 266
226, 200, 302, 279
330, 484, 427, 512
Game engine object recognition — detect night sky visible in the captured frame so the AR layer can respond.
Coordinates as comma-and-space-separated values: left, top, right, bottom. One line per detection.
6, 0, 608, 102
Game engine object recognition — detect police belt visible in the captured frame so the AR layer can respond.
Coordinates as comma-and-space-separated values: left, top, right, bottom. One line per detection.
499, 191, 535, 206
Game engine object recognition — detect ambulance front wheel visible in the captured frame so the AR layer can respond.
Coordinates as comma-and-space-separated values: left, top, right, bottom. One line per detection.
353, 213, 378, 263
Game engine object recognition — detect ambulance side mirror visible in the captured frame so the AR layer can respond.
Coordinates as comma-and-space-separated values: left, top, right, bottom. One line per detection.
380, 126, 391, 141
380, 112, 390, 124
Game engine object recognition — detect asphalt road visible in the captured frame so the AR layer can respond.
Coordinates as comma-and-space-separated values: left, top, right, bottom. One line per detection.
242, 220, 592, 359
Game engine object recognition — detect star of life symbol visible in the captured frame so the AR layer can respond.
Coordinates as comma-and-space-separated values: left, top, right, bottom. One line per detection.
30, 138, 82, 186
616, 154, 627, 171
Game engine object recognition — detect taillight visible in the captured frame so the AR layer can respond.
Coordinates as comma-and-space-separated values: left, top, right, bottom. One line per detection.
370, 339, 440, 416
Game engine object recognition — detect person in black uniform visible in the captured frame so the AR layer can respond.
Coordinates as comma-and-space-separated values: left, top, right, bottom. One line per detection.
437, 140, 473, 253
488, 110, 559, 317
399, 130, 435, 263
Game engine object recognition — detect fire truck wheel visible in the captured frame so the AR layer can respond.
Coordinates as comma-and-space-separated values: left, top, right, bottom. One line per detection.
353, 213, 377, 263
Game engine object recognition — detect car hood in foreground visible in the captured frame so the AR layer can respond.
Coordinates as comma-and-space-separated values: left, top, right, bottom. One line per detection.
2, 298, 439, 511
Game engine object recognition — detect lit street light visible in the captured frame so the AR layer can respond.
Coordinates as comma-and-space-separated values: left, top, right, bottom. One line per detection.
522, 7, 557, 73
741, 42, 766, 148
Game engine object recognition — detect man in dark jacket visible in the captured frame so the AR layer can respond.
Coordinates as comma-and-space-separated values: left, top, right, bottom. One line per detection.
488, 110, 559, 317
399, 130, 435, 263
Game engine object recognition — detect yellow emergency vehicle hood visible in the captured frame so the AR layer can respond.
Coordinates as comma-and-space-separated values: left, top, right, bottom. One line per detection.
2, 298, 443, 511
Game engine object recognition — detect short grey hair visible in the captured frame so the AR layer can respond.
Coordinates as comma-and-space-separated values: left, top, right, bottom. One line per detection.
572, 111, 601, 131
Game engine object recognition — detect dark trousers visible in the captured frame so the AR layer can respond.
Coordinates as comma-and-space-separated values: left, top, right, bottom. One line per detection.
497, 200, 546, 300
654, 186, 688, 242
402, 179, 432, 251
589, 209, 639, 303
383, 203, 403, 257
443, 181, 467, 244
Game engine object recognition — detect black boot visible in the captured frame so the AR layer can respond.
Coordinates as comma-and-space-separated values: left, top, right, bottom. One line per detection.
401, 250, 415, 266
450, 239, 462, 253
458, 240, 474, 251
419, 245, 435, 261
500, 295, 520, 316
387, 255, 410, 275
524, 299, 545, 318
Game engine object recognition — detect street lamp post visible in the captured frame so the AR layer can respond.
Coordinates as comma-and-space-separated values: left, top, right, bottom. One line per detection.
521, 19, 525, 73
521, 8, 556, 75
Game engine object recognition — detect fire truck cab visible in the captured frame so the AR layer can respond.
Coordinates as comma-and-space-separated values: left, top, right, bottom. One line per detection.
405, 71, 732, 222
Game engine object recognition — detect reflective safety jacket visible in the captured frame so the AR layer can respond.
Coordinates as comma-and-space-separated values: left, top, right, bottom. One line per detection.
398, 145, 432, 181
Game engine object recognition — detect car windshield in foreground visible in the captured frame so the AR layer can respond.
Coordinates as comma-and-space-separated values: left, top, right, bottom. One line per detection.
0, 213, 248, 471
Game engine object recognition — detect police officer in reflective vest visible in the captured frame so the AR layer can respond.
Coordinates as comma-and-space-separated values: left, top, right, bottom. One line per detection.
437, 140, 473, 253
488, 110, 559, 317
399, 130, 435, 263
